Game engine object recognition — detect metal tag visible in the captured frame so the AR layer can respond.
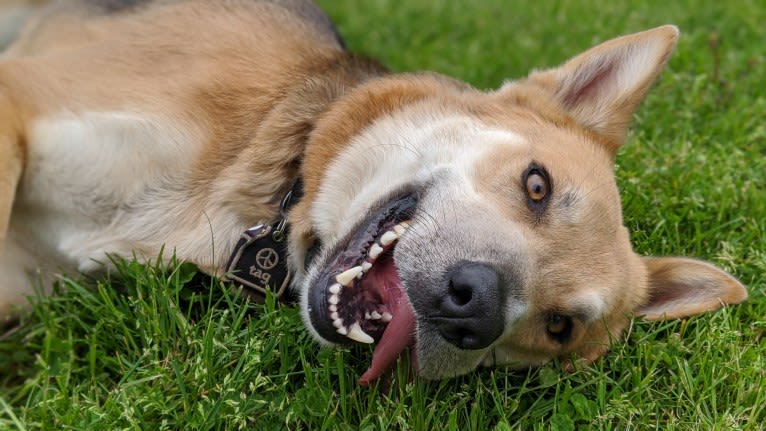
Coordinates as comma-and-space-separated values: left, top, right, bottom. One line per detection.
224, 223, 294, 302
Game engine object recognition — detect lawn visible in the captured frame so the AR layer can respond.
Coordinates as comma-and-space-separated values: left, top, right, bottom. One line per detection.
1, 0, 764, 429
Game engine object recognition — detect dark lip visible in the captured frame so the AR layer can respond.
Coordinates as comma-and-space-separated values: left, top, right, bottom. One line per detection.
307, 191, 419, 344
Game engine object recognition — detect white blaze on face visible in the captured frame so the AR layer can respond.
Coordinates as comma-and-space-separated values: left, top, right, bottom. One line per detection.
311, 106, 527, 243
571, 289, 609, 321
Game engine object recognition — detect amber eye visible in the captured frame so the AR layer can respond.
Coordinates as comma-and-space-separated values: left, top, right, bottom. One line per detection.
546, 314, 573, 343
525, 170, 549, 203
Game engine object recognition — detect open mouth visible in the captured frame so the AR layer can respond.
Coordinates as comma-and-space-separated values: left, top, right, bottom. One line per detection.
307, 193, 419, 385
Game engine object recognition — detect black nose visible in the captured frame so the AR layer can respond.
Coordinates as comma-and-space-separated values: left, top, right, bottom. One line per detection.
436, 261, 504, 350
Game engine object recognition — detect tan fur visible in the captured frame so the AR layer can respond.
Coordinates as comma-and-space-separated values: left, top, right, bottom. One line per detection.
0, 86, 23, 235
0, 1, 362, 278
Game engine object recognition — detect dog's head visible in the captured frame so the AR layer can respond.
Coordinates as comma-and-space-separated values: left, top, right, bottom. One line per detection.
289, 25, 747, 384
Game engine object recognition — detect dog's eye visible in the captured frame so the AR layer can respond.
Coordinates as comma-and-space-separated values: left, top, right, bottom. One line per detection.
546, 314, 573, 343
525, 170, 549, 203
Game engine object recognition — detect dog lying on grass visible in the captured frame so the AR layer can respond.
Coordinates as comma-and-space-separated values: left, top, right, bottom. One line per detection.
0, 0, 747, 385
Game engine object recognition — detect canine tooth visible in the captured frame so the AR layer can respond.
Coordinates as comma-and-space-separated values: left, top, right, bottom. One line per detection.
347, 322, 374, 344
336, 266, 363, 286
332, 318, 344, 329
336, 326, 348, 335
393, 223, 408, 235
329, 304, 337, 312
330, 312, 339, 320
328, 283, 341, 295
362, 261, 373, 272
371, 311, 382, 320
381, 312, 393, 322
369, 244, 384, 259
328, 294, 340, 305
380, 231, 398, 246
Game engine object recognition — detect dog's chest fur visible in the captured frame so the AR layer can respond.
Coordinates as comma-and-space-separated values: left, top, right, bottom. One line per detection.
14, 112, 203, 269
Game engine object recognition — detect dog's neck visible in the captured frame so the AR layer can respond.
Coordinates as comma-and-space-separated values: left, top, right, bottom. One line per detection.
213, 52, 388, 223
217, 53, 388, 296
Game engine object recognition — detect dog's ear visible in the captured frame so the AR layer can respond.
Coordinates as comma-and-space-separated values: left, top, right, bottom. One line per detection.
636, 257, 748, 321
527, 25, 680, 151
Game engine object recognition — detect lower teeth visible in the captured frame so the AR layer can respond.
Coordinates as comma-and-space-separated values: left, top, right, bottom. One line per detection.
326, 221, 410, 344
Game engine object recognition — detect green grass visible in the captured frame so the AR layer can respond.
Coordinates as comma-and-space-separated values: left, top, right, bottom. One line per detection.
1, 0, 764, 429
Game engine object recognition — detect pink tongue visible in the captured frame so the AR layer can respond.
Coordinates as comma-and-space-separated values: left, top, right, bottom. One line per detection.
358, 299, 416, 386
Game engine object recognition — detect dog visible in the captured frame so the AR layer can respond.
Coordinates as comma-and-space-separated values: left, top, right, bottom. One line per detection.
0, 0, 748, 385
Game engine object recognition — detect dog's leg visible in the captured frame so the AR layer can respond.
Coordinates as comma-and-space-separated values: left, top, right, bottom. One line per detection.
0, 106, 21, 242
0, 86, 27, 320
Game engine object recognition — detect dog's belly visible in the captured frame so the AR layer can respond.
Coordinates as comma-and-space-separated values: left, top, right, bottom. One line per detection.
11, 111, 205, 272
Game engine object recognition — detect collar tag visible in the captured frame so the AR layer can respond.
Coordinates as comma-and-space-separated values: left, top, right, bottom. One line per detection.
224, 223, 295, 303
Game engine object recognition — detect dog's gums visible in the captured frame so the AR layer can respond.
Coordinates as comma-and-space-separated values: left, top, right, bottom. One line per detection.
307, 193, 419, 384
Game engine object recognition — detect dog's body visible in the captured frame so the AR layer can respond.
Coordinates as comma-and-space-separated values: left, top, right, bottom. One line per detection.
0, 0, 747, 383
0, 0, 363, 302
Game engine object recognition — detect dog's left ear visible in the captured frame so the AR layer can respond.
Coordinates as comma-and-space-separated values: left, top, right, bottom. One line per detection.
526, 25, 680, 151
637, 257, 748, 321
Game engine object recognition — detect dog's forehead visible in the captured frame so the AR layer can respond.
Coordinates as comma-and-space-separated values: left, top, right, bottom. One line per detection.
480, 120, 613, 175
472, 123, 621, 217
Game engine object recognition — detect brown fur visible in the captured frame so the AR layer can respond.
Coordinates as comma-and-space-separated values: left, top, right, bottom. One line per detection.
0, 0, 361, 275
0, 88, 23, 241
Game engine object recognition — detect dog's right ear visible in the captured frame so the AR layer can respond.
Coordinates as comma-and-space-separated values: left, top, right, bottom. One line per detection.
636, 257, 748, 321
525, 25, 680, 152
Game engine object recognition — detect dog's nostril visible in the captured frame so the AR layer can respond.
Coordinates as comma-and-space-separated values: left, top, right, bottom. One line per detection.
447, 280, 473, 306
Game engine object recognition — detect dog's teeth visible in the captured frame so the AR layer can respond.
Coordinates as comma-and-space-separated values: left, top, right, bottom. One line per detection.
370, 311, 382, 320
332, 318, 344, 329
393, 223, 408, 235
328, 283, 341, 295
380, 231, 398, 246
336, 266, 363, 286
328, 294, 340, 305
347, 322, 374, 344
362, 261, 373, 272
336, 326, 348, 335
330, 312, 339, 320
369, 244, 384, 259
329, 304, 337, 312
364, 311, 371, 320
381, 312, 393, 322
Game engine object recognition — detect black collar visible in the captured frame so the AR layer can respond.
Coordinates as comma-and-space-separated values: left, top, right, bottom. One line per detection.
224, 179, 303, 303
